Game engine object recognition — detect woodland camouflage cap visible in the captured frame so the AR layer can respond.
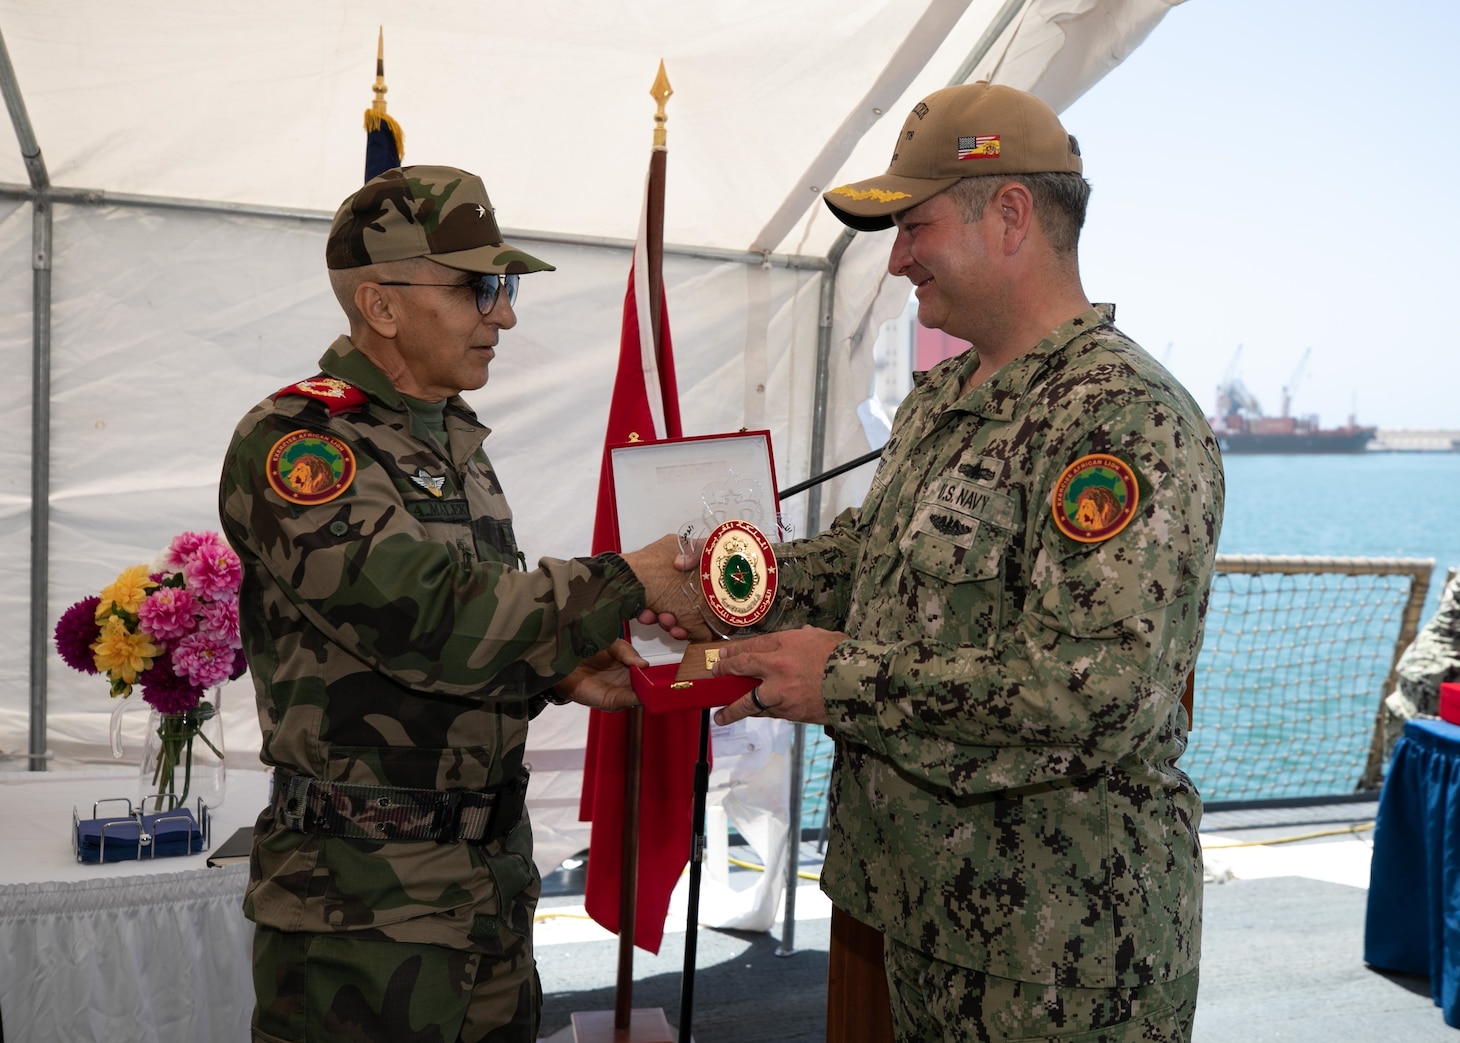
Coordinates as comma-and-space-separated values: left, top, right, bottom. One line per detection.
823, 81, 1082, 232
326, 164, 554, 274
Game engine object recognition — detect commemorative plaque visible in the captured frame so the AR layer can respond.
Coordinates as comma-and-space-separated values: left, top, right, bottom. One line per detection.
601, 432, 784, 710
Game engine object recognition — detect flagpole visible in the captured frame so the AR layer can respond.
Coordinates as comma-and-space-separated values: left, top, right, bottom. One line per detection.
575, 61, 682, 1043
646, 61, 668, 366
362, 27, 404, 182
608, 61, 673, 1039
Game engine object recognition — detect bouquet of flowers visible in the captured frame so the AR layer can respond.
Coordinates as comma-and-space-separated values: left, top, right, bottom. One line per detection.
54, 530, 247, 806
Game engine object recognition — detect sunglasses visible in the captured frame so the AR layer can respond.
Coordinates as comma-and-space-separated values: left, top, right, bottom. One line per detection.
376, 272, 519, 314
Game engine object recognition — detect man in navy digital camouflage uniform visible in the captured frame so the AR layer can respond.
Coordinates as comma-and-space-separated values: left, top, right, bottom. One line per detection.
220, 165, 689, 1043
713, 84, 1225, 1041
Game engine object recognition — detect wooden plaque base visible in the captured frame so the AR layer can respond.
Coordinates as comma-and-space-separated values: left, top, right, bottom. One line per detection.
567, 1007, 681, 1042
827, 906, 895, 1042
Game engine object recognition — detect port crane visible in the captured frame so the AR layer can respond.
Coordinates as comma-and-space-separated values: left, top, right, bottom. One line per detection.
1280, 347, 1311, 419
1215, 345, 1262, 420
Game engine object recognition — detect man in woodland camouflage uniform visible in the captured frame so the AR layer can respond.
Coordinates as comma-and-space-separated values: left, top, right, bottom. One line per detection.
1392, 570, 1460, 717
712, 84, 1225, 1041
219, 165, 688, 1043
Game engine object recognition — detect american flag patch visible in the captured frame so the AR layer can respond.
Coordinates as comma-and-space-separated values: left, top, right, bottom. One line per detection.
957, 135, 1000, 160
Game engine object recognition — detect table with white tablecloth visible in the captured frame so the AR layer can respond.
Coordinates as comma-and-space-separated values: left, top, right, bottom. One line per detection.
0, 767, 269, 1043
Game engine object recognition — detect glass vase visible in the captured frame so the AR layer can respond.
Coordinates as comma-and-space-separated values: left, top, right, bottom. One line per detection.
112, 688, 228, 814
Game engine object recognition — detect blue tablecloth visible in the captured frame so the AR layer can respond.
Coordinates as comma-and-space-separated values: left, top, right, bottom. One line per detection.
1365, 718, 1460, 1028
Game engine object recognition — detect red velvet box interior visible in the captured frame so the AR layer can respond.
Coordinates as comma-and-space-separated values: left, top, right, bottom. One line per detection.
631, 663, 757, 712
603, 431, 778, 715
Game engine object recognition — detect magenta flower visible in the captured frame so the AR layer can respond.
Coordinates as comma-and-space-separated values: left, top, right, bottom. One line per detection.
60, 531, 243, 716
200, 598, 241, 648
165, 530, 224, 569
55, 597, 103, 673
138, 655, 204, 714
183, 545, 241, 601
138, 586, 198, 643
172, 630, 234, 689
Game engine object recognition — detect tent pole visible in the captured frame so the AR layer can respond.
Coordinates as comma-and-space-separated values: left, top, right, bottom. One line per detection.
806, 227, 857, 537
0, 26, 54, 772
946, 0, 1029, 86
778, 222, 854, 954
26, 203, 52, 773
0, 183, 834, 274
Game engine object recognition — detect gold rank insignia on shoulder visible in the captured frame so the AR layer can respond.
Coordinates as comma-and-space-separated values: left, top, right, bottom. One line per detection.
410, 469, 446, 498
1051, 454, 1139, 543
276, 377, 368, 415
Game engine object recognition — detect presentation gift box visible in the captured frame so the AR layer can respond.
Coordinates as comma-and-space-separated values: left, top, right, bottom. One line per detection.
1440, 682, 1460, 725
601, 431, 784, 712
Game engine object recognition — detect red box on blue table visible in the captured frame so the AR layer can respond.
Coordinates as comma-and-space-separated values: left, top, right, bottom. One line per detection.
1440, 683, 1460, 725
600, 431, 783, 712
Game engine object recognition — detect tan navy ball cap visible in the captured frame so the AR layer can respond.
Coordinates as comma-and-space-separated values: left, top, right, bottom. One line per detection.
326, 164, 554, 274
823, 81, 1083, 232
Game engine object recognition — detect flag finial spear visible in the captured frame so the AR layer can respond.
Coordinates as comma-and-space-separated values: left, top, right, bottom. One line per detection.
651, 60, 672, 150
371, 27, 389, 116
363, 28, 404, 177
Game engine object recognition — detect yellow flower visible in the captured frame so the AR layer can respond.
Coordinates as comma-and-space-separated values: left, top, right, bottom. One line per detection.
90, 615, 159, 685
96, 564, 156, 617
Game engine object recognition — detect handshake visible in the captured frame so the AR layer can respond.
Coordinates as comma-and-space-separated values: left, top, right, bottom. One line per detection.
550, 533, 703, 713
555, 533, 843, 729
622, 533, 712, 643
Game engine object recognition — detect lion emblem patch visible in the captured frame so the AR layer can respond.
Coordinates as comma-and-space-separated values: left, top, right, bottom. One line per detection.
1051, 454, 1139, 543
266, 430, 356, 506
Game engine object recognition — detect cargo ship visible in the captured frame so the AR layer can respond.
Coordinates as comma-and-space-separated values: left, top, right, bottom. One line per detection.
1208, 376, 1376, 454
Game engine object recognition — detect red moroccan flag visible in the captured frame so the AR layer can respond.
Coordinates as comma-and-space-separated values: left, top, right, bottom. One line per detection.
578, 159, 703, 955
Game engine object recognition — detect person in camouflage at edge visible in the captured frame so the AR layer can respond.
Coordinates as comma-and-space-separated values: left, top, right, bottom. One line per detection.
1391, 570, 1460, 717
709, 84, 1225, 1041
219, 164, 691, 1043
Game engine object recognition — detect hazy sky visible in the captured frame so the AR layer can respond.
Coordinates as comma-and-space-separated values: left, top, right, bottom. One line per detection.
1060, 0, 1459, 432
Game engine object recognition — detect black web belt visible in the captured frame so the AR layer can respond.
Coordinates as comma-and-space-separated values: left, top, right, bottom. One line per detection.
273, 770, 529, 844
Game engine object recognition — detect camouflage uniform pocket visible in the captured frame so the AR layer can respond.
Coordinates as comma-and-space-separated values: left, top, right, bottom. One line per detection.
900, 474, 1016, 583
900, 520, 1011, 646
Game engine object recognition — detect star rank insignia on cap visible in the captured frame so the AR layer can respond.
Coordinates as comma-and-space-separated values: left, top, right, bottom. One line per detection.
410, 469, 446, 498
1052, 454, 1140, 543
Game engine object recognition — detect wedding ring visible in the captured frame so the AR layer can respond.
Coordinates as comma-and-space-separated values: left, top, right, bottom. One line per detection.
750, 689, 768, 714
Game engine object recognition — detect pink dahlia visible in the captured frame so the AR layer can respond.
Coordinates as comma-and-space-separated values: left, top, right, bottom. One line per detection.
183, 545, 242, 601
137, 586, 197, 643
165, 530, 224, 569
200, 598, 241, 648
55, 597, 103, 673
229, 646, 248, 681
172, 630, 234, 689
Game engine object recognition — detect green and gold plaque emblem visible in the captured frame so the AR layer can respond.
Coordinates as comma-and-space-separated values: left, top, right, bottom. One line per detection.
699, 519, 778, 629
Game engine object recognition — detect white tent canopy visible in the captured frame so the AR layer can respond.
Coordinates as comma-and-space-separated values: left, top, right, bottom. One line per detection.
0, 0, 1180, 874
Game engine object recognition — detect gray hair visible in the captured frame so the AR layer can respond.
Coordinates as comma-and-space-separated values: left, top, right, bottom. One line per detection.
944, 162, 1091, 254
328, 257, 437, 324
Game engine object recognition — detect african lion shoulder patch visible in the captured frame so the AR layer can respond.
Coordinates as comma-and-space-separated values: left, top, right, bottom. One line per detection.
267, 430, 356, 506
1051, 454, 1139, 543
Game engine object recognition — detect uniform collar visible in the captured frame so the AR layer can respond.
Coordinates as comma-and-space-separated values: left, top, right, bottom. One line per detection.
948, 303, 1117, 420
318, 335, 486, 432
